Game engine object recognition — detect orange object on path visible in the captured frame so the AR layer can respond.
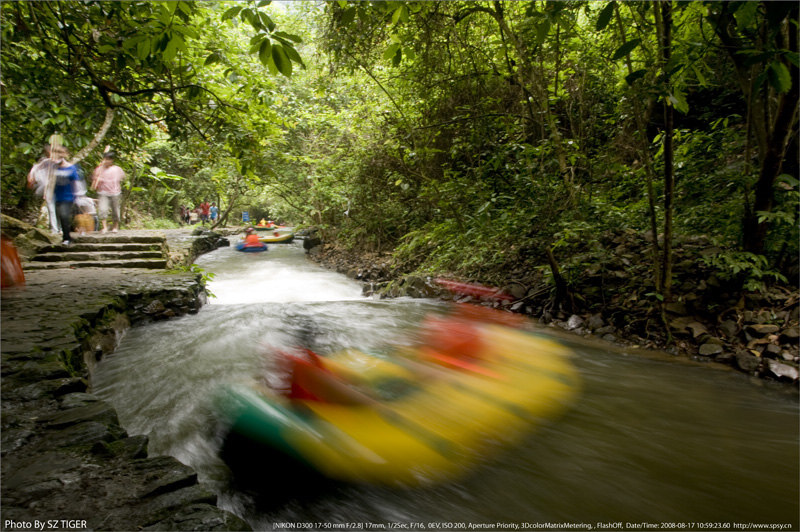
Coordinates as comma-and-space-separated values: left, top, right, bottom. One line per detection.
1, 236, 25, 288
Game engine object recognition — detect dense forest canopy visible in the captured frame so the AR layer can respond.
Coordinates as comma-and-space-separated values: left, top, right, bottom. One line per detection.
1, 1, 798, 298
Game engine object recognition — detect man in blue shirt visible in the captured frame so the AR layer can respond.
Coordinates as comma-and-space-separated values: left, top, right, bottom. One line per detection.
51, 146, 82, 245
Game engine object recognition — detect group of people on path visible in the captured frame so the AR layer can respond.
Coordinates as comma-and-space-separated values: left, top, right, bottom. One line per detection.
27, 139, 222, 243
27, 142, 125, 245
180, 201, 218, 226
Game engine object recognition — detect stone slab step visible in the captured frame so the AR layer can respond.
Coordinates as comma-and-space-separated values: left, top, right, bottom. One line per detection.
39, 243, 164, 253
32, 251, 165, 262
71, 235, 166, 244
24, 259, 169, 270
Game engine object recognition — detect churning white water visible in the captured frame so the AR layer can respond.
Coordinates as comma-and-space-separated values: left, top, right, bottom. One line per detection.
201, 242, 365, 304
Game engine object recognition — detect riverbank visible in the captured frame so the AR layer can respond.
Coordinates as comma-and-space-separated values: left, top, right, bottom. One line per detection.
1, 228, 249, 531
305, 231, 799, 388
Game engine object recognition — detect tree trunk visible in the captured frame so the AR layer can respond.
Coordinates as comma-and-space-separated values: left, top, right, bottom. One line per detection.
214, 193, 240, 229
615, 4, 661, 289
710, 1, 800, 255
656, 2, 675, 300
743, 54, 799, 253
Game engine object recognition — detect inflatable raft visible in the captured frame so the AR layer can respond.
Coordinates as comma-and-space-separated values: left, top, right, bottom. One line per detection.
258, 231, 295, 244
235, 241, 267, 252
218, 308, 579, 486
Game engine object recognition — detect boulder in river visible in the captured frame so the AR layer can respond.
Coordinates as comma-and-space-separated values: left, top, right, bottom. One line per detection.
735, 350, 761, 373
586, 313, 605, 331
766, 359, 799, 381
566, 314, 584, 331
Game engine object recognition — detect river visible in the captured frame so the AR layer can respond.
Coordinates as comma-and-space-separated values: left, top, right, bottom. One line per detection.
91, 240, 799, 531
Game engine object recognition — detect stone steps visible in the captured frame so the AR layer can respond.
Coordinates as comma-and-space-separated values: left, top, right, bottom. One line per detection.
71, 234, 165, 244
24, 234, 170, 270
31, 251, 165, 262
25, 259, 169, 270
38, 243, 163, 253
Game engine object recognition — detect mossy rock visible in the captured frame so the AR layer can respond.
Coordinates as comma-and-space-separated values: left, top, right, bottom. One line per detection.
1, 213, 58, 259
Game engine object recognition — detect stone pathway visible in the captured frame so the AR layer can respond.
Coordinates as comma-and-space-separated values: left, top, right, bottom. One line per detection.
1, 231, 249, 531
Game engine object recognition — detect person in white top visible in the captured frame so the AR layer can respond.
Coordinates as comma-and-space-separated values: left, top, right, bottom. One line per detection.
27, 144, 60, 234
91, 149, 126, 233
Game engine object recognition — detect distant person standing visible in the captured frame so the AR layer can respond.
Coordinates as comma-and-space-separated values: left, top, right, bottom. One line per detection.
210, 202, 219, 224
91, 149, 126, 233
51, 146, 82, 245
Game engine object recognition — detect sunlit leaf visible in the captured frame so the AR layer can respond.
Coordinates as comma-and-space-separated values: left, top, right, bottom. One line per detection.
137, 38, 150, 60
163, 37, 178, 62
766, 61, 791, 94
667, 89, 689, 114
384, 43, 401, 61
273, 31, 302, 43
173, 25, 198, 39
391, 5, 408, 25
221, 5, 242, 21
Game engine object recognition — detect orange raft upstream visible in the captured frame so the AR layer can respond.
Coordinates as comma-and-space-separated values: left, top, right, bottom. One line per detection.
217, 310, 581, 487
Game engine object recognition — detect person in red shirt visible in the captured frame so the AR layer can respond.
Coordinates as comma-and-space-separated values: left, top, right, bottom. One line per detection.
199, 201, 211, 225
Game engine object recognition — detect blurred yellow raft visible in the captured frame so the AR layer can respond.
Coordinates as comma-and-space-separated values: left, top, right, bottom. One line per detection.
258, 231, 295, 244
221, 318, 580, 486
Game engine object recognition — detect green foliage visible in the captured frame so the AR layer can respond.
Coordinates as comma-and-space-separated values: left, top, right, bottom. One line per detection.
700, 250, 788, 293
170, 263, 216, 298
2, 0, 796, 300
220, 1, 305, 77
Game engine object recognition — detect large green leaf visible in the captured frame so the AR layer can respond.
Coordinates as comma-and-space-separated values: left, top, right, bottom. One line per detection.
384, 43, 401, 62
282, 43, 305, 68
221, 5, 242, 21
766, 61, 792, 94
273, 31, 302, 43
136, 38, 151, 60
595, 2, 616, 31
162, 35, 178, 62
271, 44, 292, 77
611, 38, 641, 61
259, 39, 272, 66
391, 4, 409, 25
625, 69, 647, 85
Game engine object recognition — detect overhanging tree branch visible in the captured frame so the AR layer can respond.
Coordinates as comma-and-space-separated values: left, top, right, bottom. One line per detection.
71, 107, 115, 163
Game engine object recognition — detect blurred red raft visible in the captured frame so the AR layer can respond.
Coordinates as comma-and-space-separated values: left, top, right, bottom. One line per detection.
218, 313, 580, 486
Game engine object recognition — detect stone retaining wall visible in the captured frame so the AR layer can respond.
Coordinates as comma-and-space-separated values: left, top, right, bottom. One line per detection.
1, 234, 249, 531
